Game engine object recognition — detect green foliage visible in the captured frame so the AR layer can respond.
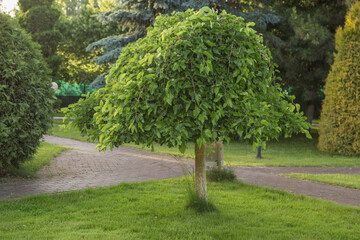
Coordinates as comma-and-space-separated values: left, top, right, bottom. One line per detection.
92, 0, 280, 56
206, 167, 237, 182
0, 14, 53, 176
64, 7, 310, 153
57, 1, 121, 85
270, 0, 347, 121
17, 0, 62, 78
318, 2, 360, 156
87, 0, 280, 89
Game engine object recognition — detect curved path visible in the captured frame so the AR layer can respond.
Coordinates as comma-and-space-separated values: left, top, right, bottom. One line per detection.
1, 135, 360, 208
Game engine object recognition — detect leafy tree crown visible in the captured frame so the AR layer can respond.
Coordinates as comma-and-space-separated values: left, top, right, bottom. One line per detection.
64, 7, 310, 152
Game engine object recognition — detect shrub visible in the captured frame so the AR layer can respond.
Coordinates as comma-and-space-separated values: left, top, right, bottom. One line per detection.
206, 167, 237, 182
318, 2, 360, 156
0, 14, 53, 176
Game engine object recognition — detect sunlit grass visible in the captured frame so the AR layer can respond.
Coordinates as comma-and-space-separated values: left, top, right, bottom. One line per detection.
5, 142, 68, 179
283, 174, 360, 190
0, 178, 359, 239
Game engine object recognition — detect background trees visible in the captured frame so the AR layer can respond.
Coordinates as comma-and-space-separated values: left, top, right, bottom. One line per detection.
318, 1, 360, 156
17, 0, 63, 79
57, 0, 121, 91
64, 8, 310, 201
0, 13, 53, 176
269, 0, 348, 123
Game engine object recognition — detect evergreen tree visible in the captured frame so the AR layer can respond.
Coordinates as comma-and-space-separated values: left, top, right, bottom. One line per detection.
17, 0, 62, 79
0, 13, 53, 175
318, 1, 360, 156
269, 0, 348, 123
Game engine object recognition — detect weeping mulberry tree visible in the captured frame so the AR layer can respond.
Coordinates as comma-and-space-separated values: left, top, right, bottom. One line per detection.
87, 0, 280, 89
64, 7, 310, 201
318, 2, 360, 156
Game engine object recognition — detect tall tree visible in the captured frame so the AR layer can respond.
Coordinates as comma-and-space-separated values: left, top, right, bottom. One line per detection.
17, 0, 63, 79
269, 0, 348, 123
318, 1, 360, 156
64, 8, 310, 201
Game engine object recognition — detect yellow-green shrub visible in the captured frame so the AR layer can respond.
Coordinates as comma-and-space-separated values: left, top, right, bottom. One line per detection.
318, 2, 360, 155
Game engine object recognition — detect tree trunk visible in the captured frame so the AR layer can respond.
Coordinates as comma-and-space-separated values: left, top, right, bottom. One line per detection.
195, 143, 207, 201
304, 89, 317, 124
256, 146, 262, 159
305, 103, 315, 124
205, 141, 223, 170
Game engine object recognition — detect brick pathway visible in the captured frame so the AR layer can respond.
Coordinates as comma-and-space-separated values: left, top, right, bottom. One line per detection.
0, 135, 193, 199
1, 135, 360, 208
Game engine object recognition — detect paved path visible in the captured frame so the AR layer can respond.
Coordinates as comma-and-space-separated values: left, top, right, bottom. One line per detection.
0, 136, 193, 199
1, 135, 360, 208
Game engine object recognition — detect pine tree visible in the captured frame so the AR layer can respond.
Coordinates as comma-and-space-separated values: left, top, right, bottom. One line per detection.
17, 0, 62, 79
318, 1, 360, 156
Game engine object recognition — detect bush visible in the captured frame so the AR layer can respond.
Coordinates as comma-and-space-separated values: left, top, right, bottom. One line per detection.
206, 167, 237, 182
318, 2, 360, 156
0, 14, 53, 176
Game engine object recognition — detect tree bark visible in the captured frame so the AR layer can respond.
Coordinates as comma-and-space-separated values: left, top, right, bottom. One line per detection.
305, 103, 315, 124
195, 143, 207, 201
256, 146, 262, 159
304, 89, 317, 124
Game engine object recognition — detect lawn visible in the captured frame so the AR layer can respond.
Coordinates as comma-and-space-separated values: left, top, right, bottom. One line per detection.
283, 174, 360, 190
48, 120, 360, 167
0, 178, 359, 240
3, 142, 68, 179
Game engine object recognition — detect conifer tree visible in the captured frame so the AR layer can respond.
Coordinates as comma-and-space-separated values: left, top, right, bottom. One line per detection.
0, 13, 53, 175
269, 0, 348, 123
318, 1, 360, 156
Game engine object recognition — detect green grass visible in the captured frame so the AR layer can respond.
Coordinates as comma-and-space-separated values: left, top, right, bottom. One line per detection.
0, 178, 359, 240
15, 142, 68, 178
283, 174, 360, 190
48, 120, 90, 142
53, 111, 65, 117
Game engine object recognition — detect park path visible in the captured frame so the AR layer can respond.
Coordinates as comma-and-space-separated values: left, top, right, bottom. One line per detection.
0, 135, 360, 208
